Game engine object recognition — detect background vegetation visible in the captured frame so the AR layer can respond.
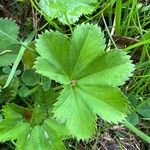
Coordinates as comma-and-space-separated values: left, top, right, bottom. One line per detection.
0, 0, 150, 149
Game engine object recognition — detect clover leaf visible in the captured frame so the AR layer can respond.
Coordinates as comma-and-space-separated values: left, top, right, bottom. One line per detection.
34, 23, 134, 139
0, 75, 19, 104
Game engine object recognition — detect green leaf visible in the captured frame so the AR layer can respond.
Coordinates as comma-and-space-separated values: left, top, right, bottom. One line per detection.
15, 125, 31, 150
2, 66, 21, 76
35, 31, 70, 84
0, 18, 19, 51
54, 85, 129, 139
21, 69, 40, 86
2, 103, 25, 120
0, 119, 28, 135
32, 88, 59, 122
3, 32, 34, 88
16, 123, 65, 150
18, 85, 30, 97
0, 121, 30, 142
0, 54, 17, 67
0, 18, 20, 66
126, 112, 139, 126
39, 0, 98, 24
25, 125, 64, 150
0, 75, 19, 103
41, 76, 52, 91
77, 50, 134, 86
35, 23, 134, 139
0, 92, 68, 149
42, 120, 66, 149
44, 118, 69, 140
0, 103, 30, 142
53, 86, 96, 139
128, 94, 138, 107
26, 125, 54, 150
69, 23, 105, 77
137, 99, 150, 118
22, 42, 37, 69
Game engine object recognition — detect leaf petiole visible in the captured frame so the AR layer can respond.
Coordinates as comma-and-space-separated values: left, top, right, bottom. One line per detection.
123, 120, 150, 143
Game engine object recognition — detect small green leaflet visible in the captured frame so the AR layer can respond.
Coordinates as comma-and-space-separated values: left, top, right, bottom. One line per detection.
34, 23, 135, 139
39, 0, 98, 24
0, 53, 17, 67
21, 69, 40, 86
137, 98, 150, 118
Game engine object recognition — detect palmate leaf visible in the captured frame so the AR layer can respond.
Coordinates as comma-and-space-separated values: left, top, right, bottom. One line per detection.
34, 23, 134, 139
39, 0, 98, 24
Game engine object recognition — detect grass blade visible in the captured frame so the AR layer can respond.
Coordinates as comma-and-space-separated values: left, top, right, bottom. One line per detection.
115, 0, 122, 35
3, 33, 34, 88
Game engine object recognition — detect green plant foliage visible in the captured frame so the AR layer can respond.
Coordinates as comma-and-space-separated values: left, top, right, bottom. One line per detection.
39, 0, 98, 24
0, 89, 69, 150
0, 18, 19, 51
22, 43, 37, 69
21, 69, 40, 86
0, 75, 19, 104
34, 23, 135, 139
126, 96, 150, 126
2, 66, 21, 76
126, 112, 139, 126
3, 33, 34, 89
0, 18, 19, 66
41, 76, 52, 91
0, 54, 17, 67
18, 85, 30, 97
137, 99, 150, 118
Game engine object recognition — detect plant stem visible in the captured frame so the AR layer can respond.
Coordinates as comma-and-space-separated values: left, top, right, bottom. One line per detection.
123, 120, 150, 143
124, 39, 150, 52
102, 13, 117, 49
